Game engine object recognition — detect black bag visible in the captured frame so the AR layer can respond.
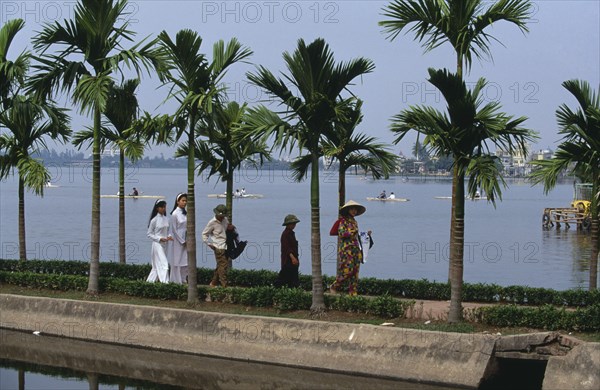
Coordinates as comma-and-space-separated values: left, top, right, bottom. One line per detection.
226, 227, 247, 259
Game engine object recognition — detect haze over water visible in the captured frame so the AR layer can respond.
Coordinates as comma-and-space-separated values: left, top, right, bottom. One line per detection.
0, 166, 594, 290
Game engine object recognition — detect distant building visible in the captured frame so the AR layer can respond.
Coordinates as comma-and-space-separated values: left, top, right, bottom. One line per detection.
533, 149, 554, 161
495, 143, 534, 176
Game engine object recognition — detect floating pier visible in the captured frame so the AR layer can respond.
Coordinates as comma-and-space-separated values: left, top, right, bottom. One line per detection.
542, 207, 590, 230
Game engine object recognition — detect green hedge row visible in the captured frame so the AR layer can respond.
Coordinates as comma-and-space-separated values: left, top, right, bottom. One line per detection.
0, 271, 412, 319
206, 286, 412, 317
1, 259, 599, 307
469, 304, 600, 332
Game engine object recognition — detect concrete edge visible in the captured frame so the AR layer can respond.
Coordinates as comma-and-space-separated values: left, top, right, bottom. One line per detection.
0, 294, 498, 388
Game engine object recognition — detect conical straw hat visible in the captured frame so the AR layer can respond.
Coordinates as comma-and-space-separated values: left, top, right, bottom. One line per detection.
340, 200, 366, 216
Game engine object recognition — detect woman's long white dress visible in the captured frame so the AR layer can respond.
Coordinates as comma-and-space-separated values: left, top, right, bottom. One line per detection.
169, 207, 188, 283
146, 214, 170, 283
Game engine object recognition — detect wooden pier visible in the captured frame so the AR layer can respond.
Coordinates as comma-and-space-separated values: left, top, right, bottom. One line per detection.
542, 207, 590, 230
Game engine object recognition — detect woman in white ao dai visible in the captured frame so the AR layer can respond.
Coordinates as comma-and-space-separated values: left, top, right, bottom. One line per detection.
146, 200, 172, 283
169, 193, 188, 283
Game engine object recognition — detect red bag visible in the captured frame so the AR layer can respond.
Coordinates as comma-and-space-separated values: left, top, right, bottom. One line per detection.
329, 218, 342, 236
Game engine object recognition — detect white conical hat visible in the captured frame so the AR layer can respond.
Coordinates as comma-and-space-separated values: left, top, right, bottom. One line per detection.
340, 200, 366, 216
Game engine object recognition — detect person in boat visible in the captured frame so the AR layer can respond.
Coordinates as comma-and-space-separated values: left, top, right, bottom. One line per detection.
234, 189, 241, 197
475, 190, 481, 199
240, 187, 246, 196
330, 200, 366, 296
274, 214, 300, 288
388, 192, 396, 199
378, 190, 387, 199
130, 187, 139, 196
146, 199, 172, 283
169, 193, 188, 284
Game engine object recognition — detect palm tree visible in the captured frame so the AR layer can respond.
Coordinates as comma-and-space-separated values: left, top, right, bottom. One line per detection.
72, 79, 144, 264
292, 99, 398, 209
0, 19, 29, 111
390, 68, 535, 321
380, 0, 533, 321
177, 101, 270, 223
530, 80, 600, 290
379, 0, 532, 78
0, 95, 71, 260
157, 29, 252, 303
28, 0, 163, 295
245, 38, 375, 314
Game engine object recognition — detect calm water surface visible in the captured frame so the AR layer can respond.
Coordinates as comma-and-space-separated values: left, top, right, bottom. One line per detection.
0, 166, 594, 290
0, 330, 455, 390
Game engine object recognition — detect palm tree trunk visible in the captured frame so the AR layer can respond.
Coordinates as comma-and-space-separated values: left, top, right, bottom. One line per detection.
87, 373, 99, 390
18, 368, 24, 390
310, 152, 325, 314
226, 172, 234, 223
338, 164, 346, 209
336, 164, 346, 286
118, 148, 126, 264
186, 118, 199, 303
448, 165, 465, 322
87, 106, 101, 295
226, 171, 234, 269
589, 179, 599, 290
18, 175, 26, 260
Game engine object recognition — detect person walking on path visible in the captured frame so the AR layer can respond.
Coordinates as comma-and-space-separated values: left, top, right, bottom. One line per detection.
274, 214, 300, 288
202, 204, 231, 287
146, 199, 172, 283
169, 193, 188, 284
330, 200, 366, 296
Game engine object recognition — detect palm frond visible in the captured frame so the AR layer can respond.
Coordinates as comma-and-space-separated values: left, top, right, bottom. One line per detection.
16, 154, 50, 196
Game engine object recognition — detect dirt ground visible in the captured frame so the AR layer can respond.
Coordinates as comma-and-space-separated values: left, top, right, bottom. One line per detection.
406, 299, 494, 321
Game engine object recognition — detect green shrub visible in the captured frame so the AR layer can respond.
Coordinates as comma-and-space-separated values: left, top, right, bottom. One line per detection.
368, 294, 403, 318
473, 304, 600, 332
273, 288, 312, 311
2, 259, 599, 308
330, 295, 370, 313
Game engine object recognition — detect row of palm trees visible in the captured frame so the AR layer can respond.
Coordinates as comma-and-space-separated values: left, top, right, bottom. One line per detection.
1, 0, 597, 322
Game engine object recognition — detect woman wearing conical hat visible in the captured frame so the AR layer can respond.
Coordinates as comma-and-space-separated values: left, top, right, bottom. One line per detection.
274, 214, 301, 288
330, 200, 365, 296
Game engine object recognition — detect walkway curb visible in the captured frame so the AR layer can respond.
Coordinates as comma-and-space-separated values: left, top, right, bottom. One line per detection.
1, 294, 598, 389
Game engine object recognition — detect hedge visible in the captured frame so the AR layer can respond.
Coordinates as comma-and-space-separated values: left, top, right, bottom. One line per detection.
469, 304, 600, 332
0, 271, 412, 319
1, 259, 599, 307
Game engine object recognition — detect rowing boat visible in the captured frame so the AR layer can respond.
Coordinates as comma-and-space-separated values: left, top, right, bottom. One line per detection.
434, 196, 488, 200
207, 194, 264, 199
366, 197, 409, 202
100, 195, 164, 199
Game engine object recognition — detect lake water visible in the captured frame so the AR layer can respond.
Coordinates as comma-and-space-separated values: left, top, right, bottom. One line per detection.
0, 166, 594, 290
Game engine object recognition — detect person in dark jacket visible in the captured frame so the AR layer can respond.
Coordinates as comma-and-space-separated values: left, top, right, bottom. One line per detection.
274, 214, 300, 288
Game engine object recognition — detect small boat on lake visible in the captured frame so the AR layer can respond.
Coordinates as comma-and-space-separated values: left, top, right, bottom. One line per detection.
207, 193, 264, 199
366, 197, 409, 202
100, 195, 164, 199
434, 196, 488, 200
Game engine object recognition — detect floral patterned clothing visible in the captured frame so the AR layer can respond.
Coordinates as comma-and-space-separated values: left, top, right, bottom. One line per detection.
331, 215, 362, 295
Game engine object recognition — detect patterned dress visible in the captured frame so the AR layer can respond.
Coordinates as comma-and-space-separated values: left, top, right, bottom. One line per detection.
331, 215, 363, 295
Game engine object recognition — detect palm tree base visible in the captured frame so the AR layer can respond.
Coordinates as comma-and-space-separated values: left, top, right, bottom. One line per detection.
310, 306, 327, 318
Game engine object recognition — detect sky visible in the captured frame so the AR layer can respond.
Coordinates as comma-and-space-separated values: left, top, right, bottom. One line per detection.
2, 0, 600, 158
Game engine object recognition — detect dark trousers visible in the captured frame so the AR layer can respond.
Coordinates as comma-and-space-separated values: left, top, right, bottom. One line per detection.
274, 263, 299, 288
